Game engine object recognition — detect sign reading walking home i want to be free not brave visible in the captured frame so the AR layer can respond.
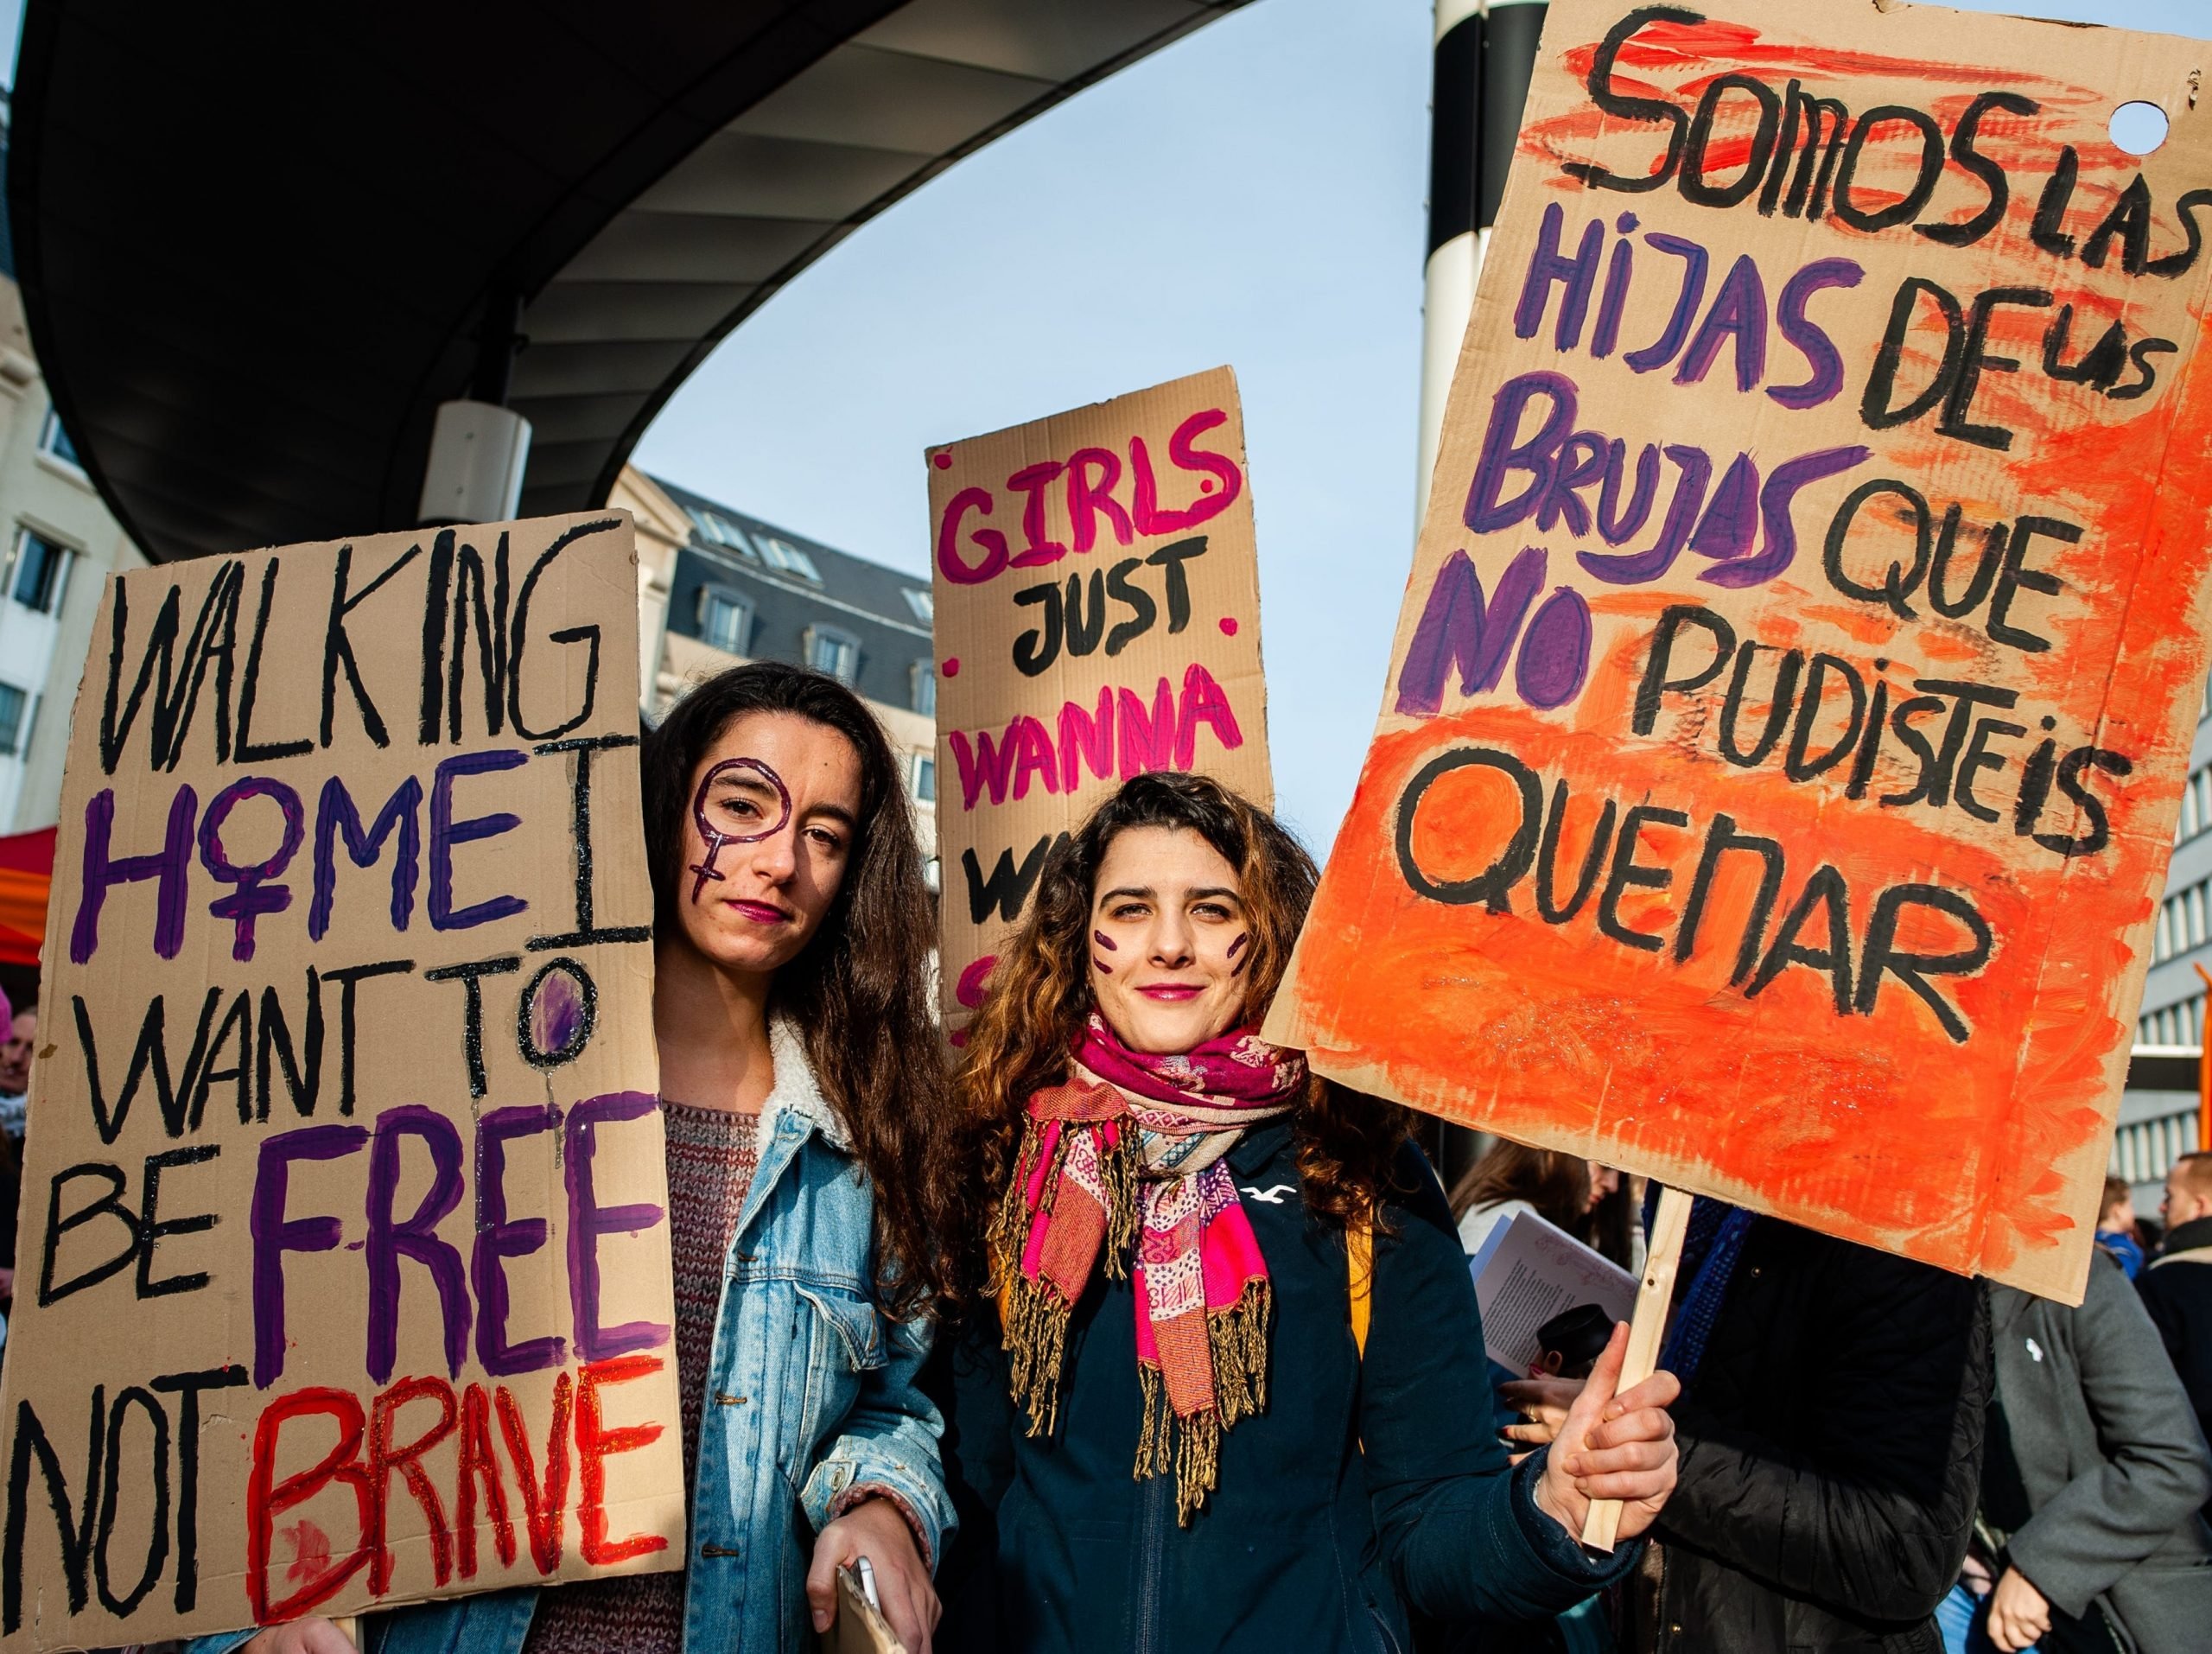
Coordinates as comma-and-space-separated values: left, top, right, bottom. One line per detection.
0, 512, 686, 1649
1268, 0, 2212, 1304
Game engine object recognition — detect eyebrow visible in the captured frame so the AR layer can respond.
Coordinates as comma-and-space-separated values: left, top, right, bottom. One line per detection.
709, 776, 857, 830
1097, 884, 1243, 903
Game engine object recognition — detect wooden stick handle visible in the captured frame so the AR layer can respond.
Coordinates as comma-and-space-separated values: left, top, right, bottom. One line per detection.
1579, 1183, 1693, 1551
333, 1618, 361, 1649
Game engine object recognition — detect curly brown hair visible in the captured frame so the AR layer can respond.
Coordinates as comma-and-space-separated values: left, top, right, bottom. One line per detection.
956, 772, 1413, 1292
641, 663, 956, 1319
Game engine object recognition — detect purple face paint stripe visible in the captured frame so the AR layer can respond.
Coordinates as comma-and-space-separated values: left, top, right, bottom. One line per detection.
365, 1104, 470, 1384
1226, 932, 1249, 958
688, 757, 793, 901
1092, 931, 1118, 951
565, 1091, 671, 1360
475, 1104, 565, 1377
250, 1123, 369, 1389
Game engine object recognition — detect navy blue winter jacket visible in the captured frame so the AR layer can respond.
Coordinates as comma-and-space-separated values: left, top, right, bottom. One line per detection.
937, 1120, 1636, 1653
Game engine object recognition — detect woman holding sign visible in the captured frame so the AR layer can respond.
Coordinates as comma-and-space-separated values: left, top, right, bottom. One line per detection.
940, 771, 1679, 1651
203, 662, 959, 1654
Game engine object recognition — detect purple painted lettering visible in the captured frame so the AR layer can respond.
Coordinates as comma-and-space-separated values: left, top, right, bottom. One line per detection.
1768, 258, 1865, 410
1395, 547, 1548, 716
1464, 372, 1577, 535
474, 1104, 566, 1377
365, 1104, 470, 1383
251, 1123, 369, 1387
311, 774, 423, 940
429, 749, 528, 931
72, 783, 196, 964
199, 776, 307, 962
1701, 445, 1874, 588
565, 1092, 671, 1362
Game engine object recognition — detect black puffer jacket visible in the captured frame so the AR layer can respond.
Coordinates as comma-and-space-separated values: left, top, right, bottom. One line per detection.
1632, 1218, 1992, 1654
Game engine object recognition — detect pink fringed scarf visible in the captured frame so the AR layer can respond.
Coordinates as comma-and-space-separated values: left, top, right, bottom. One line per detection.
991, 1015, 1307, 1521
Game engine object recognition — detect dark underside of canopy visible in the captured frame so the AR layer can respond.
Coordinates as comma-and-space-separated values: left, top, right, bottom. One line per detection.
11, 0, 1242, 563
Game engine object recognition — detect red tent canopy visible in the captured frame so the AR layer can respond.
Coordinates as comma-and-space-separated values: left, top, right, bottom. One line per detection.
0, 826, 55, 967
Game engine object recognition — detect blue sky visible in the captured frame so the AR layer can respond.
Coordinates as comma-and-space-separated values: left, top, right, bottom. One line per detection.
633, 0, 2212, 855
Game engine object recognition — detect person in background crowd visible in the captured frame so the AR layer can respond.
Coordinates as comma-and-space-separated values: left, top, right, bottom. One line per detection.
2093, 1177, 2144, 1280
1446, 1142, 1633, 1654
1936, 1249, 2212, 1654
1507, 1197, 1991, 1653
0, 987, 31, 1140
939, 773, 1681, 1653
194, 663, 962, 1654
2139, 1151, 2212, 1476
1450, 1140, 1622, 1258
0, 983, 16, 1317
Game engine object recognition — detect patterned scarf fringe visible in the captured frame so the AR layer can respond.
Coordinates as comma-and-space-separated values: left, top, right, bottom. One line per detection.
1133, 1276, 1272, 1524
989, 1116, 1141, 1437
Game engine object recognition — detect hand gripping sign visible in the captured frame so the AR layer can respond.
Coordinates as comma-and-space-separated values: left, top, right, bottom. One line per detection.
1266, 0, 2212, 1306
929, 368, 1274, 1039
0, 513, 683, 1647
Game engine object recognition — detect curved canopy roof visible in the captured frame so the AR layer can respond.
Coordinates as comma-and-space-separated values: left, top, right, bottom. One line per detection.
10, 0, 1241, 563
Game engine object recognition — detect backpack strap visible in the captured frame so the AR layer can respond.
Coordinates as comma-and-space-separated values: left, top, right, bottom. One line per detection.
1348, 1207, 1374, 1358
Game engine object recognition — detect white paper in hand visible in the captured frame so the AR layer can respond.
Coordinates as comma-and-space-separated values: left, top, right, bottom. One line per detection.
1468, 1211, 1637, 1377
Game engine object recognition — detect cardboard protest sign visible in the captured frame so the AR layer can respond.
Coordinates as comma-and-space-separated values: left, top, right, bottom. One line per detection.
1265, 0, 2212, 1302
930, 369, 1272, 1033
0, 512, 684, 1646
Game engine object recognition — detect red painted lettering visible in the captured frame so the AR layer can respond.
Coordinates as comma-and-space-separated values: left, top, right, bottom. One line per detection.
248, 1389, 374, 1622
455, 1383, 517, 1579
575, 1355, 669, 1567
497, 1373, 573, 1576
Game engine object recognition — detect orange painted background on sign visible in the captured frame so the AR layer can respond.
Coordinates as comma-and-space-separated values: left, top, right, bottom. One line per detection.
1267, 0, 2212, 1301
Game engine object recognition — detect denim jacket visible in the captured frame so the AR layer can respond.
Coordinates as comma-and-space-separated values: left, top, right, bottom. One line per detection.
188, 1017, 952, 1654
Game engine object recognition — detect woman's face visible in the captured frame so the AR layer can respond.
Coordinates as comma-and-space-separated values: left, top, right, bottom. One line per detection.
1089, 825, 1251, 1054
671, 710, 864, 979
1586, 1161, 1621, 1214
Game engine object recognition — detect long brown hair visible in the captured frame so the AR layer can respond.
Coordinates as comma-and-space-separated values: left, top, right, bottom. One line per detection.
1447, 1140, 1591, 1236
957, 772, 1411, 1282
641, 662, 953, 1317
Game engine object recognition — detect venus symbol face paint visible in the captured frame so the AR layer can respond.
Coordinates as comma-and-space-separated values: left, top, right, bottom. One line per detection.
688, 757, 792, 902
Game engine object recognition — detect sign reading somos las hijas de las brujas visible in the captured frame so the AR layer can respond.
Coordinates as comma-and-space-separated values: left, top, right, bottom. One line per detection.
0, 512, 686, 1649
1267, 0, 2212, 1305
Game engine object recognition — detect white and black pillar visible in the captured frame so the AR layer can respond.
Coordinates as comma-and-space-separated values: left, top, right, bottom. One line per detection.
1418, 0, 1547, 514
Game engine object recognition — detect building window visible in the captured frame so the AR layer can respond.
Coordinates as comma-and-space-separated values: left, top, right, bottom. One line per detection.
9, 530, 69, 614
686, 506, 756, 557
696, 586, 753, 655
0, 684, 24, 757
805, 626, 859, 684
756, 534, 823, 582
903, 588, 933, 623
37, 408, 79, 468
911, 659, 937, 716
912, 754, 936, 805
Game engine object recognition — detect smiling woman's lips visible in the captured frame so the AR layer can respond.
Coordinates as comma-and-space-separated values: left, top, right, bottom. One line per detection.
727, 899, 791, 924
1136, 983, 1202, 1001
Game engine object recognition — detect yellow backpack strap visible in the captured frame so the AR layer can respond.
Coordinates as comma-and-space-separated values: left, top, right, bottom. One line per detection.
1348, 1207, 1374, 1358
